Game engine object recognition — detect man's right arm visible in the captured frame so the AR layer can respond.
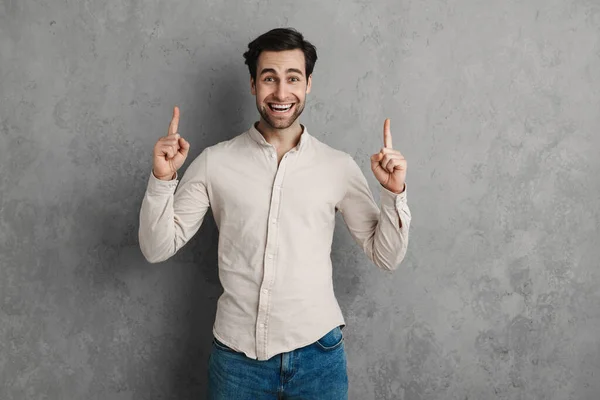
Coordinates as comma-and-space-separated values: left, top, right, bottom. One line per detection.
138, 147, 211, 263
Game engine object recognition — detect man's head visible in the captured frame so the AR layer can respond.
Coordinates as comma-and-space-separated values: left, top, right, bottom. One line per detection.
243, 28, 317, 130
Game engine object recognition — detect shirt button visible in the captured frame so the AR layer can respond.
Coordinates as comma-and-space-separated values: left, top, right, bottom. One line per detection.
262, 288, 268, 294
260, 323, 266, 328
268, 254, 274, 259
272, 218, 277, 224
270, 153, 275, 158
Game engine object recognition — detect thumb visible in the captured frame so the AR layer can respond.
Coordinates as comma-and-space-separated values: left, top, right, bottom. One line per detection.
370, 152, 384, 171
370, 152, 383, 164
179, 137, 190, 158
171, 138, 190, 169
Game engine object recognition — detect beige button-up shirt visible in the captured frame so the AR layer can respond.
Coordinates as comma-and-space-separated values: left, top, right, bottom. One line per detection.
138, 123, 411, 361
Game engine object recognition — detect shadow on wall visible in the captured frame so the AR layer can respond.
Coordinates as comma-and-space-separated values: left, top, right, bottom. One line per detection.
66, 57, 249, 397
151, 57, 250, 397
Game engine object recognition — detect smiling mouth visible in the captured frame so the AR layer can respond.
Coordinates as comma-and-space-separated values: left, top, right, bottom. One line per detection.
268, 103, 294, 113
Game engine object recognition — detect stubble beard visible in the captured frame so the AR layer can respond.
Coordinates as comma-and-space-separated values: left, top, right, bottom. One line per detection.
257, 100, 305, 130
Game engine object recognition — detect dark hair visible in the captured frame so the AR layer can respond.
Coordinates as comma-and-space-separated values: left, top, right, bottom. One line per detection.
243, 28, 318, 81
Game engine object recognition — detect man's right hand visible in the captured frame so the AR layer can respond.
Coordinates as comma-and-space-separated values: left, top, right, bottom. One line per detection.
152, 106, 190, 181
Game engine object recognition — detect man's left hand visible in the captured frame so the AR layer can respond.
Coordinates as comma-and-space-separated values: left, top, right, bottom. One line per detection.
370, 119, 407, 194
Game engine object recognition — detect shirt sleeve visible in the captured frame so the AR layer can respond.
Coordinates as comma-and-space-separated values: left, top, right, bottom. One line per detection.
336, 154, 411, 271
138, 148, 211, 263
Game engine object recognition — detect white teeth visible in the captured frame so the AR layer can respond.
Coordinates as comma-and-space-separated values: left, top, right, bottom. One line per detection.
271, 104, 292, 111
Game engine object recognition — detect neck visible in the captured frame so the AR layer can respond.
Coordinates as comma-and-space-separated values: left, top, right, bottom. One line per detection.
255, 119, 304, 152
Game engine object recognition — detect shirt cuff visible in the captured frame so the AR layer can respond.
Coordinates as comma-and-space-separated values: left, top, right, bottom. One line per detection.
146, 170, 179, 195
380, 182, 407, 210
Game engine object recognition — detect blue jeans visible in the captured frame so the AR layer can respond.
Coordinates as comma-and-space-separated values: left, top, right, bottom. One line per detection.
208, 326, 348, 399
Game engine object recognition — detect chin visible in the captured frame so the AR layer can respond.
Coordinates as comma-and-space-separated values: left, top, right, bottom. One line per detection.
268, 118, 297, 129
258, 104, 304, 130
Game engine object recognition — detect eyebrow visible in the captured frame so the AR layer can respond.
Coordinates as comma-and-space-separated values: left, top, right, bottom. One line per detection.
259, 68, 304, 77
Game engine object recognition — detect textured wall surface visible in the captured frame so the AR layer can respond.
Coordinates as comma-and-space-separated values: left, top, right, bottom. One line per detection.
2, 0, 600, 399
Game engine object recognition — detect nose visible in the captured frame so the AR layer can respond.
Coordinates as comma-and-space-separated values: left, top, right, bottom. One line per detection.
274, 82, 288, 101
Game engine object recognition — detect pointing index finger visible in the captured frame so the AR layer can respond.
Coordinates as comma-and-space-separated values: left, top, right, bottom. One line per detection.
169, 106, 180, 136
383, 118, 392, 149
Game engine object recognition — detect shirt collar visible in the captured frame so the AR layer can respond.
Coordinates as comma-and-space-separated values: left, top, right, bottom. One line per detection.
248, 122, 310, 151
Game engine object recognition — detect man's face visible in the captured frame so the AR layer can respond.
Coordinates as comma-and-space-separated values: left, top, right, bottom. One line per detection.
251, 49, 312, 130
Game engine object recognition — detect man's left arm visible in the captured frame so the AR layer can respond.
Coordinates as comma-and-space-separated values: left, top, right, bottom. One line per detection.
336, 119, 411, 271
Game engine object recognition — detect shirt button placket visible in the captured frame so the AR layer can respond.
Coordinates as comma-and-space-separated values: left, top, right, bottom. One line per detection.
256, 152, 290, 360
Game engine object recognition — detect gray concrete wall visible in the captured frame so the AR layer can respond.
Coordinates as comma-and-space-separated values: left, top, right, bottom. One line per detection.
2, 0, 600, 399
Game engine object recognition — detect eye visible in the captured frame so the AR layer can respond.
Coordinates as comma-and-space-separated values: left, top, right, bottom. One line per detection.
290, 77, 300, 82
264, 77, 275, 82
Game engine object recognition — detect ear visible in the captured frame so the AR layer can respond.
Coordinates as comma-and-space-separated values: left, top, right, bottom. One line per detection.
306, 74, 312, 94
250, 76, 256, 95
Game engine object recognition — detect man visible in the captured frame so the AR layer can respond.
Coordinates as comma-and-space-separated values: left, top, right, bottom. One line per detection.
139, 27, 411, 399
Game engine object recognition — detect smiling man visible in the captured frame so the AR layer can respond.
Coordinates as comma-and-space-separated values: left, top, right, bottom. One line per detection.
253, 51, 307, 130
139, 28, 411, 399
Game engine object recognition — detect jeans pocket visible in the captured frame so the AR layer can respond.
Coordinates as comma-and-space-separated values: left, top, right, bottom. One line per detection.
315, 326, 344, 351
213, 337, 238, 353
